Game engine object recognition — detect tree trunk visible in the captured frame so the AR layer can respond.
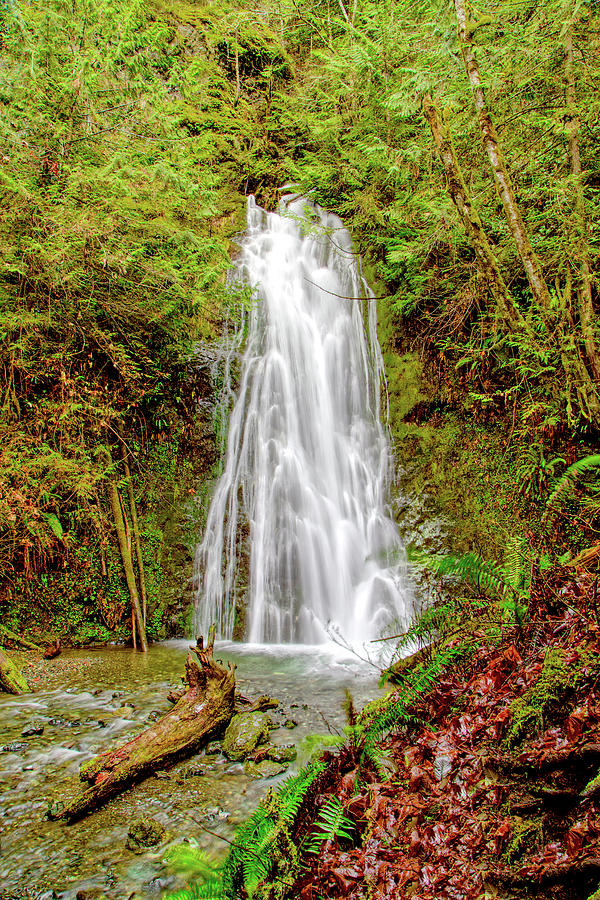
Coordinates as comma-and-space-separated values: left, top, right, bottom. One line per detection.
565, 27, 600, 382
119, 441, 148, 627
107, 474, 148, 652
423, 95, 522, 328
0, 648, 31, 694
454, 0, 552, 310
48, 628, 236, 822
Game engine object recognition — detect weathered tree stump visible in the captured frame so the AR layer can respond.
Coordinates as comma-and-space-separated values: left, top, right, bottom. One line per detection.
43, 639, 61, 660
0, 648, 31, 694
48, 628, 235, 822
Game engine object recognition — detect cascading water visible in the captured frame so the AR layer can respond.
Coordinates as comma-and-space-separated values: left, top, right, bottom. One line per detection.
194, 195, 412, 645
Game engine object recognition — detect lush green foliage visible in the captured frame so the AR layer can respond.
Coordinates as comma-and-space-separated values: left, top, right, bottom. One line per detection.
164, 758, 328, 900
0, 0, 285, 628
262, 0, 600, 437
306, 796, 355, 853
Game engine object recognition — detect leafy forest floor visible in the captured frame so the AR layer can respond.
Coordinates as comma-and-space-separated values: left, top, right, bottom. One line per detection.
290, 576, 600, 900
182, 561, 600, 900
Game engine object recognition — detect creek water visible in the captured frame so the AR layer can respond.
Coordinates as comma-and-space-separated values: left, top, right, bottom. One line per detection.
195, 195, 412, 644
0, 641, 380, 899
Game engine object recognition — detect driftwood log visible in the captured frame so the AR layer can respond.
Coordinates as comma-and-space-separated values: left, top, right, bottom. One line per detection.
0, 648, 31, 694
48, 628, 236, 823
0, 624, 43, 652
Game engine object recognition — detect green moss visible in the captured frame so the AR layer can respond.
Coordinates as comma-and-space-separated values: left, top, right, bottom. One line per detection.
506, 648, 572, 747
385, 351, 427, 428
504, 818, 544, 863
296, 733, 344, 766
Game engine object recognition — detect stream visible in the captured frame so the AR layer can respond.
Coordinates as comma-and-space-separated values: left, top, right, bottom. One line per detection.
0, 641, 381, 899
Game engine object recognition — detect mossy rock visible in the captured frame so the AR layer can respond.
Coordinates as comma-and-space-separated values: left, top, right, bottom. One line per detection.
243, 759, 288, 779
126, 816, 166, 852
222, 711, 270, 760
265, 743, 296, 763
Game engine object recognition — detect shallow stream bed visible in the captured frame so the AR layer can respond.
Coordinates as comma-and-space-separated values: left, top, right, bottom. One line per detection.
0, 641, 380, 899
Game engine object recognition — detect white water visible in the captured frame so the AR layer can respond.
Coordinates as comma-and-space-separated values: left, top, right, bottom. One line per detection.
194, 195, 412, 645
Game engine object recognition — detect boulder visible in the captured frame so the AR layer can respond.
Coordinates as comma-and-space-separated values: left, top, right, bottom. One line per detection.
265, 743, 297, 763
126, 817, 166, 852
244, 759, 288, 779
222, 712, 271, 761
21, 719, 45, 737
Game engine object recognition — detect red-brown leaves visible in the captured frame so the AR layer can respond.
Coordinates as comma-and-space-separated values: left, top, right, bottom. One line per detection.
290, 587, 600, 900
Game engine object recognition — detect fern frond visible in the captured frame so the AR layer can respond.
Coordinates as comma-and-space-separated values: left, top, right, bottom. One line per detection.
364, 646, 463, 769
543, 454, 600, 527
220, 757, 328, 897
165, 878, 226, 900
192, 879, 228, 900
430, 551, 511, 599
502, 535, 532, 595
306, 797, 355, 853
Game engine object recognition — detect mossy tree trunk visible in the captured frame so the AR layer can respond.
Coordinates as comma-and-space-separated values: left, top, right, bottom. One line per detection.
119, 439, 148, 626
106, 467, 148, 652
454, 0, 552, 311
48, 627, 236, 822
0, 648, 31, 694
423, 95, 522, 328
565, 26, 600, 383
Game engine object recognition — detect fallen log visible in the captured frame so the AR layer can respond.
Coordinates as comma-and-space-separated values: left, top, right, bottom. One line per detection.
493, 856, 600, 889
48, 627, 236, 822
0, 648, 31, 695
0, 624, 43, 652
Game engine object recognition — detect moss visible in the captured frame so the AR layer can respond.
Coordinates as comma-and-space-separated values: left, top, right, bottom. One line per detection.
296, 733, 344, 766
505, 648, 572, 747
504, 818, 544, 863
384, 351, 428, 428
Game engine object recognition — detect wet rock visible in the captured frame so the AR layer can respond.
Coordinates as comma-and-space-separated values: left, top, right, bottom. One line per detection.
249, 743, 297, 764
147, 710, 161, 723
184, 764, 207, 778
126, 816, 166, 852
222, 712, 271, 761
244, 759, 288, 779
21, 719, 45, 737
112, 691, 124, 699
283, 718, 298, 729
48, 717, 68, 727
265, 743, 297, 763
47, 799, 65, 818
142, 876, 170, 895
203, 805, 229, 821
2, 741, 28, 752
204, 740, 223, 755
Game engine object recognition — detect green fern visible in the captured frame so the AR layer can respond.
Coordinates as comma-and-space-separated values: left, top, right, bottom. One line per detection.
164, 760, 327, 900
430, 551, 511, 599
165, 878, 226, 900
220, 758, 328, 898
543, 454, 600, 528
306, 797, 355, 853
364, 646, 463, 769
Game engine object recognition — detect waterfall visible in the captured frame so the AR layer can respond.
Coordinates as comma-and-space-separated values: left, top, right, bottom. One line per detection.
193, 195, 411, 645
